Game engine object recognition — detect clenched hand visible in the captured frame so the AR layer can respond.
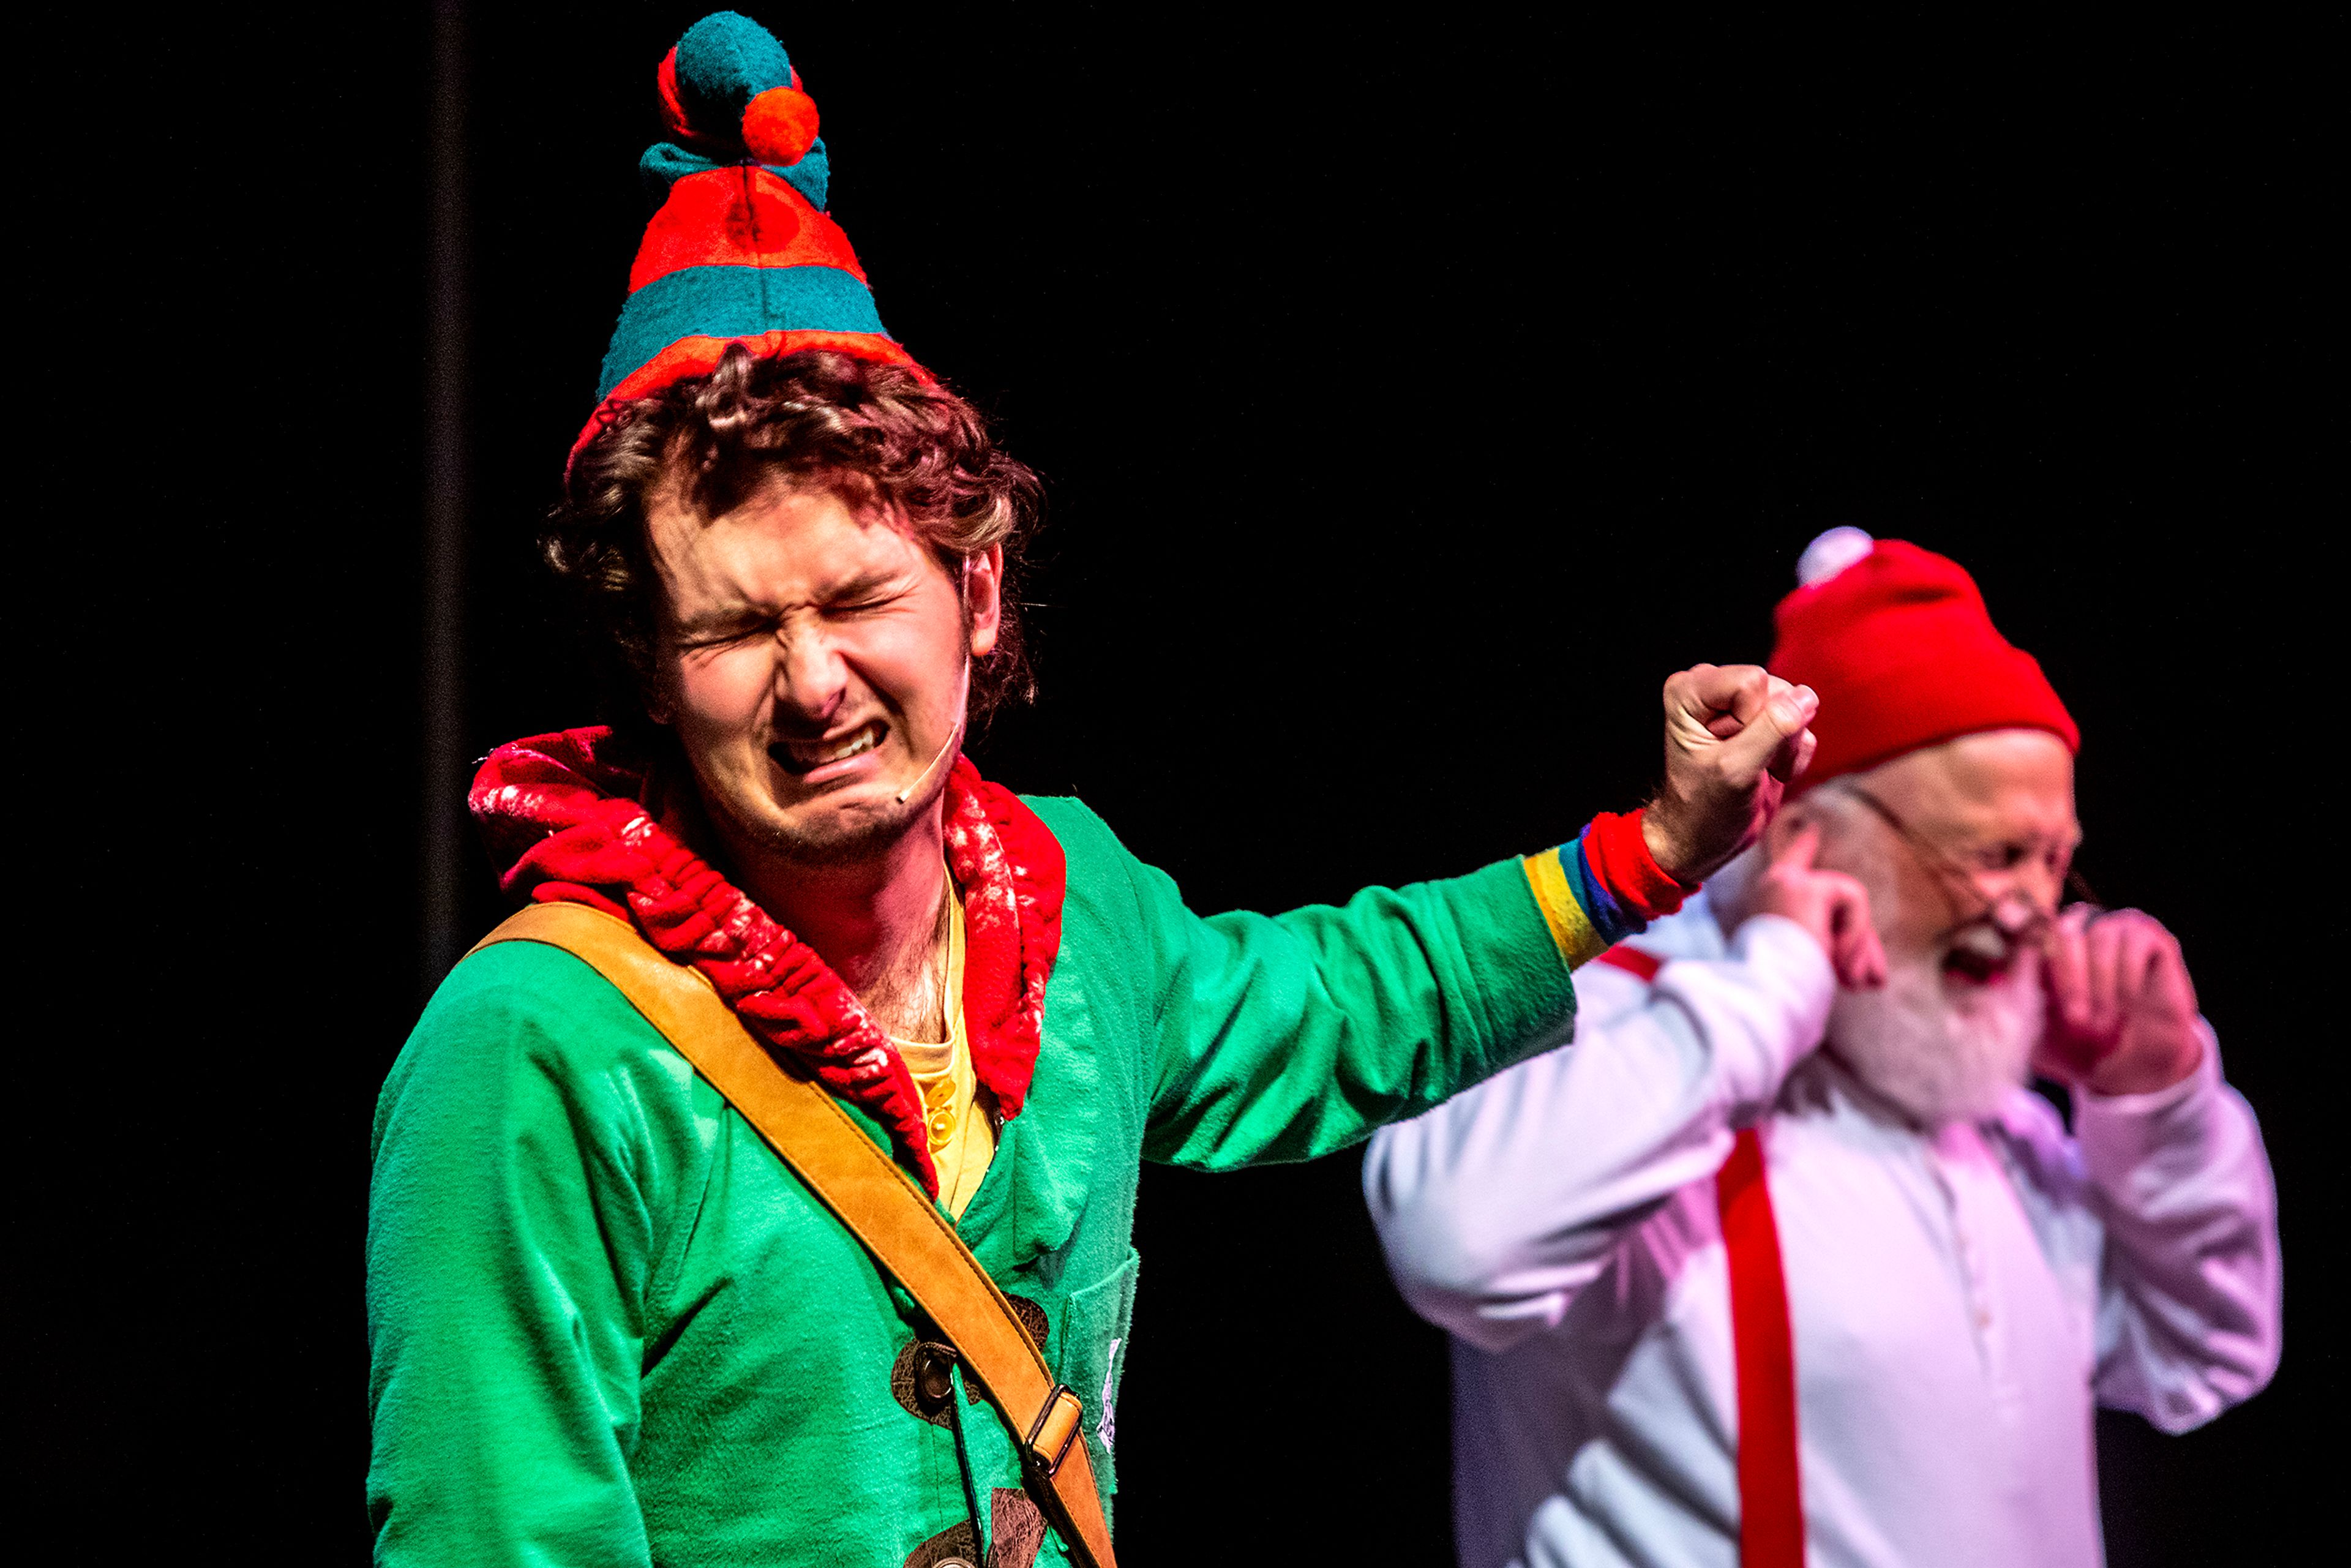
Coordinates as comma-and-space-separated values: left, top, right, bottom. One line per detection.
1641, 664, 1820, 885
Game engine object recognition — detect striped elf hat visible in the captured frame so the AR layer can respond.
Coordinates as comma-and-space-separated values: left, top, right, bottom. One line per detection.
577, 10, 918, 457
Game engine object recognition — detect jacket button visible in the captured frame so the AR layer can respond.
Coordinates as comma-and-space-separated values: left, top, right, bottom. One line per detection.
890, 1338, 957, 1427
913, 1343, 958, 1411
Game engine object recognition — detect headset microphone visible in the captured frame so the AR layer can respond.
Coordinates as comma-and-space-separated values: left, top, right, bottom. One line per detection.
894, 721, 962, 805
894, 660, 972, 805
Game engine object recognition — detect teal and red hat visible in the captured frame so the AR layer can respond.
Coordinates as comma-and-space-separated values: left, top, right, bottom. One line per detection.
578, 11, 918, 457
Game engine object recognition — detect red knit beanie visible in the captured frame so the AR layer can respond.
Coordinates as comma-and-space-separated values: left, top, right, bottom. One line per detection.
1767, 528, 2079, 792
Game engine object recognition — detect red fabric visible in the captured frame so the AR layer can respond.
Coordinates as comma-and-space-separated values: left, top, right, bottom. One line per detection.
655, 47, 691, 143
1768, 539, 2078, 792
469, 727, 1065, 1197
1592, 944, 1664, 982
1584, 808, 1696, 920
742, 86, 821, 167
1717, 1126, 1804, 1567
628, 168, 868, 294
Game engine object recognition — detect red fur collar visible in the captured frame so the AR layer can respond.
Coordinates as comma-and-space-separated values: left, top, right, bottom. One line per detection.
470, 727, 1065, 1196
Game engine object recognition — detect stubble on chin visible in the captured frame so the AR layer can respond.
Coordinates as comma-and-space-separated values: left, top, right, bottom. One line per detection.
702, 752, 944, 871
749, 805, 909, 867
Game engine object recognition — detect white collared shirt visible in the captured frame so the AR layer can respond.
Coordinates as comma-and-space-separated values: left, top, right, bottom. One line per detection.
1363, 898, 2280, 1568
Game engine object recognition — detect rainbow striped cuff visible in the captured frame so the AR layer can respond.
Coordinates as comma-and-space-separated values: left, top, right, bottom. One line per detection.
1521, 825, 1653, 970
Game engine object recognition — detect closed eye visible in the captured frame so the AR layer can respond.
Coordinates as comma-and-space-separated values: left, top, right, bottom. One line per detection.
823, 590, 914, 620
680, 616, 776, 651
1975, 838, 2077, 875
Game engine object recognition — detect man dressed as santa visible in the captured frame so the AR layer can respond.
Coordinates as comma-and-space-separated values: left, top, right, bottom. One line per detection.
1364, 530, 2280, 1568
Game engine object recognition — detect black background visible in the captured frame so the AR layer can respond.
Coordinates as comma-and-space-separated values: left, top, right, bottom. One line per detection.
29, 6, 2334, 1564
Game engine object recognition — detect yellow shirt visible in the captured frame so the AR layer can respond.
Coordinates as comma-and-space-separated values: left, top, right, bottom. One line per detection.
890, 890, 996, 1219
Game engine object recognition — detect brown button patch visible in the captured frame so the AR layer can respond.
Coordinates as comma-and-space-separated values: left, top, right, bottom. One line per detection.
890, 1338, 959, 1428
1005, 1294, 1049, 1351
901, 1520, 980, 1568
961, 1294, 1052, 1407
989, 1487, 1049, 1568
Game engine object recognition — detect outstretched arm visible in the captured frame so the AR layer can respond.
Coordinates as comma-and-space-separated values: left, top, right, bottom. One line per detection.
1133, 664, 1824, 1169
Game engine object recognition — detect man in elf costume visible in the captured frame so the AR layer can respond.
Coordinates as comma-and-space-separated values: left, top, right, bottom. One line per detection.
365, 15, 1825, 1566
1366, 528, 2281, 1568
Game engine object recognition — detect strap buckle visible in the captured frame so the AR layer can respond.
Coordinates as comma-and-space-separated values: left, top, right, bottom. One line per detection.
1021, 1384, 1085, 1479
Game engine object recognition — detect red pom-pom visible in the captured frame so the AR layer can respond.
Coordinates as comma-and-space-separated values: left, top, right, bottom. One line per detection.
742, 86, 820, 167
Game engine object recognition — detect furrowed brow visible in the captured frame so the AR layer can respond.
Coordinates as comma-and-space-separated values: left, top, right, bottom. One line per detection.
824, 567, 918, 604
675, 598, 775, 636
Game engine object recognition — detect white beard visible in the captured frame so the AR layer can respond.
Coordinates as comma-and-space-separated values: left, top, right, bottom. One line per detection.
1826, 950, 2044, 1126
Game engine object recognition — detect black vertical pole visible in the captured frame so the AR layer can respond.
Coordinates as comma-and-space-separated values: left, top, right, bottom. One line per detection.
422, 0, 468, 992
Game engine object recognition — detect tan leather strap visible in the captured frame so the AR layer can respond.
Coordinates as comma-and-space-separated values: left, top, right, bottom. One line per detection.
473, 901, 1117, 1568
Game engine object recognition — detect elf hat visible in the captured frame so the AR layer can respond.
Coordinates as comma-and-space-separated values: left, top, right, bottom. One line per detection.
576, 11, 920, 459
1767, 527, 2079, 792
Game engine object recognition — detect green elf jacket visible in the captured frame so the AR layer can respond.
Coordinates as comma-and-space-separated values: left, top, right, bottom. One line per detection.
370, 734, 1623, 1567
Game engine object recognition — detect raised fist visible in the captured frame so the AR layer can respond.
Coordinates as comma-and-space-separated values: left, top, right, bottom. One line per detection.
1641, 664, 1820, 885
2035, 906, 2205, 1095
1750, 823, 1887, 989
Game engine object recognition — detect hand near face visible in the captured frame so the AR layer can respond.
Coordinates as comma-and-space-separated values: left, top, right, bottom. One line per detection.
2035, 906, 2205, 1095
1750, 823, 1888, 989
1642, 664, 1820, 884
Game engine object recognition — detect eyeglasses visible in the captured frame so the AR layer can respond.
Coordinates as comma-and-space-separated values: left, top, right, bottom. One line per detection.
1834, 782, 2094, 942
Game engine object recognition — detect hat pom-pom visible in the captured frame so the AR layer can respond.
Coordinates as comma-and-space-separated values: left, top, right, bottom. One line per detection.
743, 85, 820, 167
660, 12, 806, 155
1797, 527, 1875, 587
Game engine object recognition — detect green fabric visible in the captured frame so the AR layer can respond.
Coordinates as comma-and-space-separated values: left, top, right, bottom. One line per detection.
367, 797, 1573, 1566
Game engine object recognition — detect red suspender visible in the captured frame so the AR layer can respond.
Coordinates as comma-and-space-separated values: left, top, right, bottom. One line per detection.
1717, 1126, 1804, 1566
1597, 942, 1805, 1562
1593, 944, 1663, 981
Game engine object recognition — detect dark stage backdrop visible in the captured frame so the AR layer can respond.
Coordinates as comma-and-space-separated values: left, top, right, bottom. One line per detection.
32, 7, 2334, 1564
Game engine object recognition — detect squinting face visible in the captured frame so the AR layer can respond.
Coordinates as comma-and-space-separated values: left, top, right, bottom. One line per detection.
645, 477, 998, 867
1809, 729, 2079, 1123
1835, 728, 2080, 983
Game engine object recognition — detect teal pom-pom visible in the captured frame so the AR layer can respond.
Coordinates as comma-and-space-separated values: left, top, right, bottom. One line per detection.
673, 11, 793, 137
645, 12, 830, 209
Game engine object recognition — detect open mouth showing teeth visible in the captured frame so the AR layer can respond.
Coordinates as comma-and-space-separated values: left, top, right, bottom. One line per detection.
1942, 945, 2009, 985
770, 720, 887, 775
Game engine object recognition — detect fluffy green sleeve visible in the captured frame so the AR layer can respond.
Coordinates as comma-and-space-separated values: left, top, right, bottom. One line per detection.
1049, 804, 1578, 1170
366, 940, 707, 1567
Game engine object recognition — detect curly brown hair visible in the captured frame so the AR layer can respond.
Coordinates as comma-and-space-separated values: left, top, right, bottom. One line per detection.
546, 345, 1042, 730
